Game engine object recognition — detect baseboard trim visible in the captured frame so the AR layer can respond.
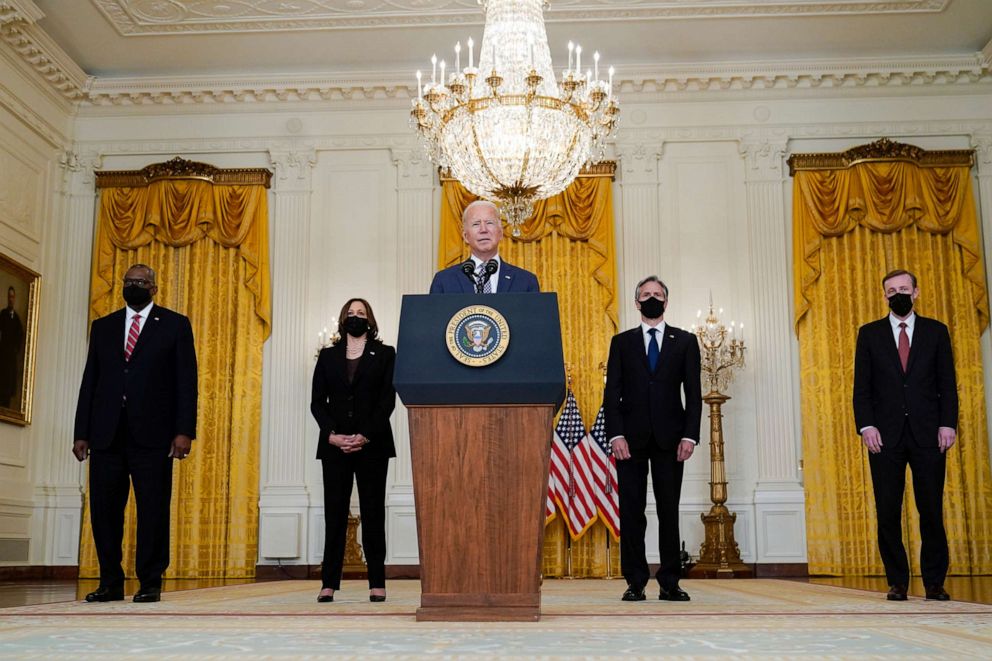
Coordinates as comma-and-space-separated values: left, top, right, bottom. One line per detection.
753, 563, 809, 578
254, 564, 421, 580
253, 563, 807, 580
0, 566, 79, 581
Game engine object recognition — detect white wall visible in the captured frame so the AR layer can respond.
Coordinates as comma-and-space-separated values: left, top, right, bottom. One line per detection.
0, 50, 78, 567
3, 63, 991, 569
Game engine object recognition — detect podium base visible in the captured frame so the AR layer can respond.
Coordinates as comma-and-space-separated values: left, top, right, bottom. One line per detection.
416, 606, 540, 622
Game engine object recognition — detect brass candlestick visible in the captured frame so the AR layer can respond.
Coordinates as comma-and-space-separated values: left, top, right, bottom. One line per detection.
687, 301, 753, 578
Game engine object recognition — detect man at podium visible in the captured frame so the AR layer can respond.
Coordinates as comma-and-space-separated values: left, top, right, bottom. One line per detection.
429, 200, 540, 294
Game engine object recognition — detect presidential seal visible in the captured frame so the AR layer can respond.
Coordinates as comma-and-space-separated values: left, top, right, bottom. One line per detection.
446, 305, 510, 367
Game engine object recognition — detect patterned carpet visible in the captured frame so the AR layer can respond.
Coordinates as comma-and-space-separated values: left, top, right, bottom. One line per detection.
1, 579, 991, 658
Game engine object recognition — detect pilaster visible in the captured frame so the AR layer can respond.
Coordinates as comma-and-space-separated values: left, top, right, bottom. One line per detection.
257, 147, 317, 563
29, 150, 101, 565
615, 140, 664, 329
970, 133, 992, 463
739, 136, 807, 564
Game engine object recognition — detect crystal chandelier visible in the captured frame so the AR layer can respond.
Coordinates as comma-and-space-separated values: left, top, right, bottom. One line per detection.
410, 0, 619, 235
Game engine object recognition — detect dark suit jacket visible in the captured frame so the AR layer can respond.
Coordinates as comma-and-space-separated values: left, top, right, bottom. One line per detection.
853, 314, 957, 446
310, 339, 397, 460
603, 324, 702, 450
74, 305, 198, 451
428, 259, 540, 294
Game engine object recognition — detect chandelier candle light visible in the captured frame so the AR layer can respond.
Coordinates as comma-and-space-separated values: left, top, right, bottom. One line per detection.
410, 0, 619, 235
687, 299, 753, 578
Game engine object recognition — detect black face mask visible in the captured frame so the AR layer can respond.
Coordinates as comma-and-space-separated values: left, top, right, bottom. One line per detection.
887, 292, 913, 317
123, 284, 152, 308
639, 296, 666, 320
343, 316, 370, 338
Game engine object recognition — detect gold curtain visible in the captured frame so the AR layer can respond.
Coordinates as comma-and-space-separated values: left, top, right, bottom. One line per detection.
791, 143, 992, 576
80, 168, 271, 579
439, 172, 620, 577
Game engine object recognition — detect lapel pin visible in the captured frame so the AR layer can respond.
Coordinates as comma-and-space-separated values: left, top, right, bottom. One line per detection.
370, 351, 376, 355
668, 334, 675, 339
154, 317, 160, 321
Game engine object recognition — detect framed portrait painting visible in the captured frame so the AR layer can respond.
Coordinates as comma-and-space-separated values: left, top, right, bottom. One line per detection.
0, 252, 40, 426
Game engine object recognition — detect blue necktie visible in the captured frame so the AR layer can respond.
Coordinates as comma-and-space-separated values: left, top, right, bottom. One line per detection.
647, 328, 659, 372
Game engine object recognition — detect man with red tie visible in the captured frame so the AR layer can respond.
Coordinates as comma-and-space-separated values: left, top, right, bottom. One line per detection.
854, 269, 957, 602
73, 264, 197, 603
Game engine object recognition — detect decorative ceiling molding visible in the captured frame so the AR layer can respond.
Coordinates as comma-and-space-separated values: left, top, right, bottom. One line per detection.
93, 0, 950, 34
0, 0, 89, 103
0, 0, 44, 27
77, 54, 990, 108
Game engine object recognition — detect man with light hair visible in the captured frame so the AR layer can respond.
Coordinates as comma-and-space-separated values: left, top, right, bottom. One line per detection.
429, 200, 540, 294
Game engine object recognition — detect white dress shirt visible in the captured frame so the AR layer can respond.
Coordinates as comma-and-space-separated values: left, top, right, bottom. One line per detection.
889, 311, 916, 347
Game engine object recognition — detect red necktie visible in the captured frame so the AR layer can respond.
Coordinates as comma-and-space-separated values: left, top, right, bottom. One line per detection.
125, 314, 141, 361
898, 322, 910, 372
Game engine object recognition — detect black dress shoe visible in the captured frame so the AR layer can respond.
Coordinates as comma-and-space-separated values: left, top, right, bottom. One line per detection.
621, 586, 646, 602
133, 586, 161, 603
84, 586, 124, 603
925, 585, 950, 601
317, 593, 334, 603
659, 586, 691, 602
886, 584, 908, 601
369, 594, 386, 603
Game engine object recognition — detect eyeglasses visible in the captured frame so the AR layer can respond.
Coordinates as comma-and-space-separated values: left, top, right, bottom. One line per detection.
123, 278, 153, 288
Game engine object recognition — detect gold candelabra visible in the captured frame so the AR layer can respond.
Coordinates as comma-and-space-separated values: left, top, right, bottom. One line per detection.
687, 300, 752, 578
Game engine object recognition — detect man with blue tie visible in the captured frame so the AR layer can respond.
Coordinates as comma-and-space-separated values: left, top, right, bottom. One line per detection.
603, 275, 702, 602
428, 200, 540, 294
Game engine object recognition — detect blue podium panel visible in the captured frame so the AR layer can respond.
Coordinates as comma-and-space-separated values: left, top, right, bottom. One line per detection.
393, 293, 565, 407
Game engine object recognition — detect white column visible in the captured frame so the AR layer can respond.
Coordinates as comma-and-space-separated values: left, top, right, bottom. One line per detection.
29, 151, 101, 566
614, 139, 664, 329
970, 133, 992, 462
258, 148, 317, 564
385, 147, 436, 564
739, 137, 807, 564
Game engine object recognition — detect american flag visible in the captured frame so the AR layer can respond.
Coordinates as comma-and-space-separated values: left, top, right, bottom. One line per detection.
586, 405, 620, 539
549, 389, 583, 531
545, 492, 556, 524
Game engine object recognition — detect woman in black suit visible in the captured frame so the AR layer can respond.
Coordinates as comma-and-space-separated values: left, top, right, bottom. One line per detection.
310, 297, 396, 603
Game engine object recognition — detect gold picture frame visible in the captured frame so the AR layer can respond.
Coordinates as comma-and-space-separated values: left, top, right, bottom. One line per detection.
0, 252, 40, 426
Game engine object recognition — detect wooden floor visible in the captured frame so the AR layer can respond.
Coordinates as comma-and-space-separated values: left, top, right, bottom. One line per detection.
2, 575, 992, 608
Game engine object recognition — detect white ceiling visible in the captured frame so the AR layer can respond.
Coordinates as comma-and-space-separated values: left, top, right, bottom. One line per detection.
30, 0, 992, 80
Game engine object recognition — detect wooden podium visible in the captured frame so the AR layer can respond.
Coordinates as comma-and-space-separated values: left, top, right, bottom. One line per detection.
394, 294, 565, 622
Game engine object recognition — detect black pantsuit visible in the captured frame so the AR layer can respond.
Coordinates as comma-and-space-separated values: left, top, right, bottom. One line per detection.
311, 339, 396, 591
320, 454, 389, 589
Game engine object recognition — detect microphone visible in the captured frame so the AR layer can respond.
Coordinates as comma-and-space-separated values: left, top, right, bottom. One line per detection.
461, 260, 484, 294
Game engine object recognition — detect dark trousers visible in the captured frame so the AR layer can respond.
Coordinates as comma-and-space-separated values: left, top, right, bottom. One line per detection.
616, 438, 685, 590
868, 426, 948, 587
320, 454, 389, 590
89, 415, 174, 590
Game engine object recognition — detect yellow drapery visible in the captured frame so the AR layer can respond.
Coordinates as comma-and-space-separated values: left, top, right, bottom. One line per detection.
791, 146, 992, 576
79, 170, 271, 579
439, 172, 620, 577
